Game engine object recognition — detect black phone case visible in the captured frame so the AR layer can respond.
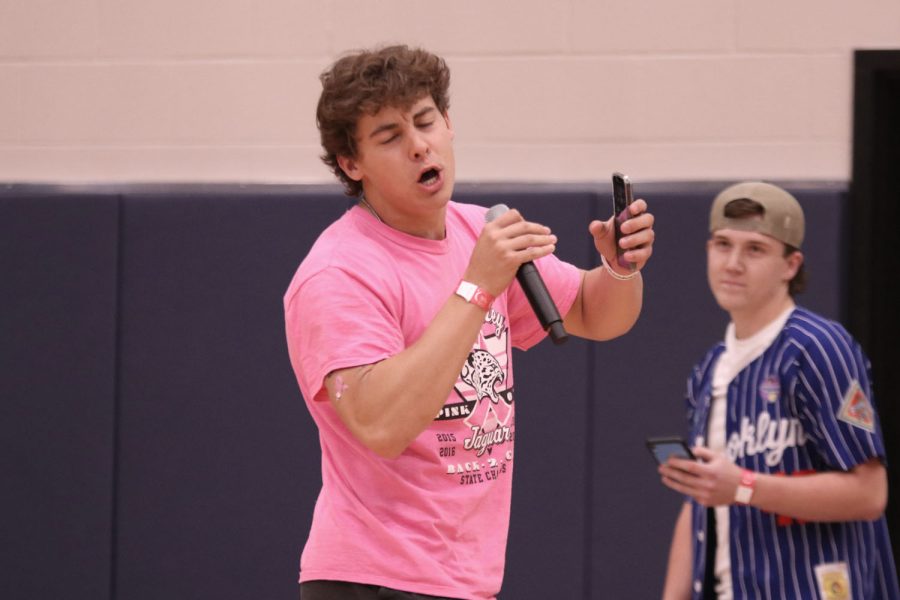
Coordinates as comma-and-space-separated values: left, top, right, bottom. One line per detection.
611, 172, 634, 269
646, 436, 695, 465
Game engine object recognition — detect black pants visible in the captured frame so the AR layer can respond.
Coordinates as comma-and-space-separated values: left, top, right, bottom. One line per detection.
300, 580, 460, 600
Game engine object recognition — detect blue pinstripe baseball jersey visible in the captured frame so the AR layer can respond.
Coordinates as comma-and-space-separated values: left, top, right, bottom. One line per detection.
685, 307, 899, 599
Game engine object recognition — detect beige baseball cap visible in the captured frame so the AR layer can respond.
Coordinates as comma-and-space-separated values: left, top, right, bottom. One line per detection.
709, 181, 805, 248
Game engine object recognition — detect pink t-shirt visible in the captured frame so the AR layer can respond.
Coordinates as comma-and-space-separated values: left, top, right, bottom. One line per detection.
284, 201, 580, 599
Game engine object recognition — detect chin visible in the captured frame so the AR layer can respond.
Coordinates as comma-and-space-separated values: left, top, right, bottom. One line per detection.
712, 293, 743, 313
433, 181, 454, 204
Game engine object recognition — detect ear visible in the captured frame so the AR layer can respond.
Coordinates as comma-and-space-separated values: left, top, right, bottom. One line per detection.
337, 155, 363, 182
784, 250, 804, 281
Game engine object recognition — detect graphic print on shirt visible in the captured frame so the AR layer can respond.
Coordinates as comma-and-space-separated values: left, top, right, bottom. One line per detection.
837, 380, 875, 432
758, 375, 780, 403
460, 349, 509, 431
438, 308, 514, 480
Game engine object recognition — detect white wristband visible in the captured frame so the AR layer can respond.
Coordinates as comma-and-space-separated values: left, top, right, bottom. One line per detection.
455, 280, 494, 310
601, 254, 641, 281
734, 469, 756, 505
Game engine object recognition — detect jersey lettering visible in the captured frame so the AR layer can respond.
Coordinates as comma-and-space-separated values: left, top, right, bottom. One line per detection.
725, 412, 808, 467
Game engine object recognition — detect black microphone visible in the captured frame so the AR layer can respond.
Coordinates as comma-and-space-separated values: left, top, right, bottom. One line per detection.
485, 204, 568, 345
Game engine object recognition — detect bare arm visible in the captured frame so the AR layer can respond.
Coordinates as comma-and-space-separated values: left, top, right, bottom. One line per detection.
661, 502, 693, 600
564, 198, 655, 340
660, 447, 888, 522
325, 209, 557, 459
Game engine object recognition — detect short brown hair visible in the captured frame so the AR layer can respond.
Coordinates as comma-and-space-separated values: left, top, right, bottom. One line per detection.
722, 198, 807, 296
316, 45, 451, 197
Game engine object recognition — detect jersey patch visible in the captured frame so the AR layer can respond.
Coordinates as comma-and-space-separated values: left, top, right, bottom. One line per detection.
759, 375, 780, 403
837, 380, 875, 433
814, 561, 852, 600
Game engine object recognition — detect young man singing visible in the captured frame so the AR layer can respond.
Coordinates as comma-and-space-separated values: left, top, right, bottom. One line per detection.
284, 45, 656, 599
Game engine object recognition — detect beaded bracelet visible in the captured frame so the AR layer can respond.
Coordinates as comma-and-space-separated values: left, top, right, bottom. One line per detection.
601, 254, 641, 281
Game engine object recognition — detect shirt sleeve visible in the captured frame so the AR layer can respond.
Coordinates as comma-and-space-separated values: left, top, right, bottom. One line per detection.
505, 253, 581, 351
285, 266, 404, 402
791, 323, 886, 471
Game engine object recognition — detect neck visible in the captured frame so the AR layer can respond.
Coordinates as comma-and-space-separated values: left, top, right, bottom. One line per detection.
358, 195, 383, 223
731, 296, 795, 339
358, 195, 447, 240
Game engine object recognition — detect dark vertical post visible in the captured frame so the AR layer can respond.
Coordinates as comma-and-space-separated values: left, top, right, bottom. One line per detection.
850, 49, 900, 561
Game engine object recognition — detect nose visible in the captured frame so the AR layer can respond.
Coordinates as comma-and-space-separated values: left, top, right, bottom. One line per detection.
724, 248, 743, 271
408, 131, 429, 160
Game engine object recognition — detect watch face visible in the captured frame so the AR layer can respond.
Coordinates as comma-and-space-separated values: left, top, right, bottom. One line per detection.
735, 485, 753, 505
456, 281, 476, 301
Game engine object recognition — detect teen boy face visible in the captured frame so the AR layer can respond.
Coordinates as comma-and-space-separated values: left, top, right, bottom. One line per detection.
337, 95, 456, 240
706, 228, 802, 323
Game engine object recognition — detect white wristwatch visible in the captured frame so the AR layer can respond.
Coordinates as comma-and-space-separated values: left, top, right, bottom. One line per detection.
455, 280, 494, 310
734, 469, 756, 505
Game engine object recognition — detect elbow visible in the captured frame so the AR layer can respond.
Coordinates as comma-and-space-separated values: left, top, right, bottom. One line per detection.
604, 301, 642, 340
358, 427, 410, 460
849, 465, 889, 521
369, 442, 406, 460
337, 398, 428, 459
858, 504, 886, 522
856, 459, 889, 521
860, 488, 888, 521
594, 312, 639, 341
338, 404, 413, 459
576, 302, 641, 341
614, 315, 639, 338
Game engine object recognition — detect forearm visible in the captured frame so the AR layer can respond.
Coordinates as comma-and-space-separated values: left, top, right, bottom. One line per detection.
328, 292, 487, 458
661, 502, 693, 600
565, 266, 643, 340
663, 450, 888, 522
748, 458, 887, 522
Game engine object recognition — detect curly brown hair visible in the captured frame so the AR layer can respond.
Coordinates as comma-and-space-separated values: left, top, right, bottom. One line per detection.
316, 45, 452, 197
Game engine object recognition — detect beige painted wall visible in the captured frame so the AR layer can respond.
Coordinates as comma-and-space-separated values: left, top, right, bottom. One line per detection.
1, 1, 898, 184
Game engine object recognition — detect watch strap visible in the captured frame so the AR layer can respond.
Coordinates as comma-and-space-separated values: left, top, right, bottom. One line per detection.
455, 280, 494, 310
734, 469, 756, 505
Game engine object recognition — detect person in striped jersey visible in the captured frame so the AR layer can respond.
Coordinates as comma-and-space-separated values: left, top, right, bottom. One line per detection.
658, 181, 899, 600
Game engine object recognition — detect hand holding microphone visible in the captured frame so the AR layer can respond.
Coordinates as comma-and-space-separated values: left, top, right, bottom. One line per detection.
480, 204, 568, 345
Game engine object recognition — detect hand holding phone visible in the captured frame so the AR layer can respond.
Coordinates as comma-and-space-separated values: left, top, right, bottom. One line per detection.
612, 172, 635, 270
646, 436, 696, 466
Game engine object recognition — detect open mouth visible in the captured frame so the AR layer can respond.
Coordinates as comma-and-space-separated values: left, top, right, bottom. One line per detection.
418, 168, 440, 185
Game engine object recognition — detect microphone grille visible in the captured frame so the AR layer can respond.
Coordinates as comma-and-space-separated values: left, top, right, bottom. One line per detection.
485, 203, 510, 223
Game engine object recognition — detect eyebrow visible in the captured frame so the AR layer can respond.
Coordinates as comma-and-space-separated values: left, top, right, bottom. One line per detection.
713, 233, 774, 248
367, 106, 437, 139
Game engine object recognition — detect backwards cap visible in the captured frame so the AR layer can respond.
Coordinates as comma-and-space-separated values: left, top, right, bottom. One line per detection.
709, 181, 805, 248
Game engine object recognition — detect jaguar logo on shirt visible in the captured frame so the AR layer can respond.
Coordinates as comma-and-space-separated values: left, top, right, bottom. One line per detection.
435, 347, 509, 422
437, 308, 513, 430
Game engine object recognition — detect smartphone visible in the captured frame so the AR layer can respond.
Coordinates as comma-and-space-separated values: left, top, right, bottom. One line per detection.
646, 436, 696, 465
612, 172, 635, 270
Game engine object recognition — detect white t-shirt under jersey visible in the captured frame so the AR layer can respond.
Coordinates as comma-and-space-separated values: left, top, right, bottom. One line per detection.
708, 304, 795, 599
